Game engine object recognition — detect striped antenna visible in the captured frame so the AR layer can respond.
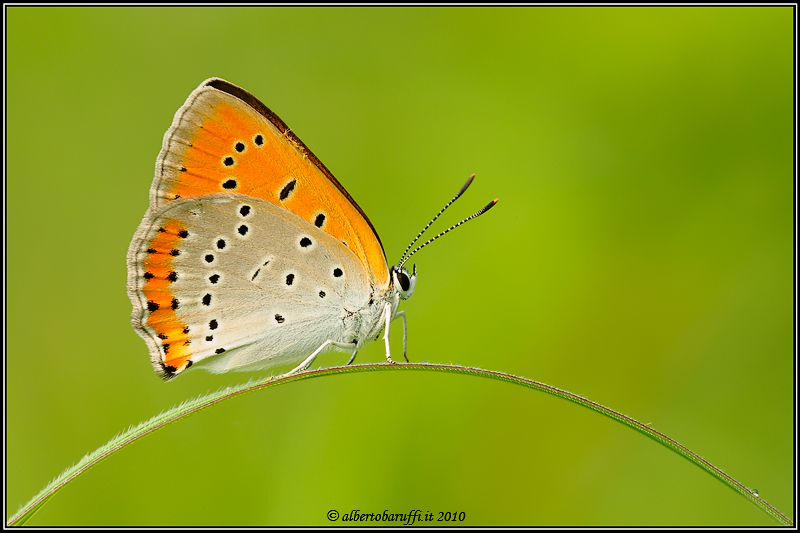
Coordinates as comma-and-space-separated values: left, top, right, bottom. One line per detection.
398, 174, 477, 265
397, 193, 498, 268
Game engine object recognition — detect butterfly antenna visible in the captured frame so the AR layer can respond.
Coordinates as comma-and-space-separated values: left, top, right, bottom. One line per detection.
398, 197, 499, 267
399, 174, 477, 265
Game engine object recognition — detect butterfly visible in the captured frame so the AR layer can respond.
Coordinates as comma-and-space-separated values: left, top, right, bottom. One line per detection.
127, 78, 497, 380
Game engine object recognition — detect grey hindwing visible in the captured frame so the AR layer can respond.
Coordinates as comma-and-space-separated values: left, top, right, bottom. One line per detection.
131, 194, 373, 372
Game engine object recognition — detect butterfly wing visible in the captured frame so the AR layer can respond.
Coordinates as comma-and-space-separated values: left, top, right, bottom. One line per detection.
127, 195, 371, 378
149, 78, 389, 288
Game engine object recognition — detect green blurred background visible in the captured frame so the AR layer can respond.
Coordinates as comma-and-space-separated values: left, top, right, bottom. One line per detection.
7, 6, 793, 526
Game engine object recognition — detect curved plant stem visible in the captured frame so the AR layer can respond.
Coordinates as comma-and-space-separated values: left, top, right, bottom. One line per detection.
7, 362, 793, 526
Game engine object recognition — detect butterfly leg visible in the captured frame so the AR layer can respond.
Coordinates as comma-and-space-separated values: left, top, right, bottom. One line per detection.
287, 339, 354, 375
392, 311, 409, 362
382, 302, 399, 364
346, 349, 359, 366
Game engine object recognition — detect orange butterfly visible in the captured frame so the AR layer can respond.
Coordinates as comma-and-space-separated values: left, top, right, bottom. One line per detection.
127, 78, 496, 379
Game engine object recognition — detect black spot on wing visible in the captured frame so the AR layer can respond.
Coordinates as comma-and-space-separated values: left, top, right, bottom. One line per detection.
279, 179, 297, 201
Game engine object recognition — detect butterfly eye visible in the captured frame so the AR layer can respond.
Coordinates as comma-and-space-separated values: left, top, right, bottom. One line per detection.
397, 272, 410, 291
393, 265, 417, 300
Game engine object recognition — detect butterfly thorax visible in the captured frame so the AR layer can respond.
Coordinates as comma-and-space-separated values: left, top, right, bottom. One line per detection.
340, 262, 415, 351
353, 288, 400, 347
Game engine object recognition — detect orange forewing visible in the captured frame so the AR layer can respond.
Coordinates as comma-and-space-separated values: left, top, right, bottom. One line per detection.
151, 78, 389, 287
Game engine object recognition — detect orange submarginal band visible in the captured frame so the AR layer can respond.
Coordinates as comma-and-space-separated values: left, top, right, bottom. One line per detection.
141, 219, 192, 371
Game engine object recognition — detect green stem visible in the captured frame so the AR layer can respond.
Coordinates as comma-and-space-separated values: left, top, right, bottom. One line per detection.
7, 362, 793, 526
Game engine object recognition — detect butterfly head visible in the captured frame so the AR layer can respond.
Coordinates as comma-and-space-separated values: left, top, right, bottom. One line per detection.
391, 264, 417, 300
